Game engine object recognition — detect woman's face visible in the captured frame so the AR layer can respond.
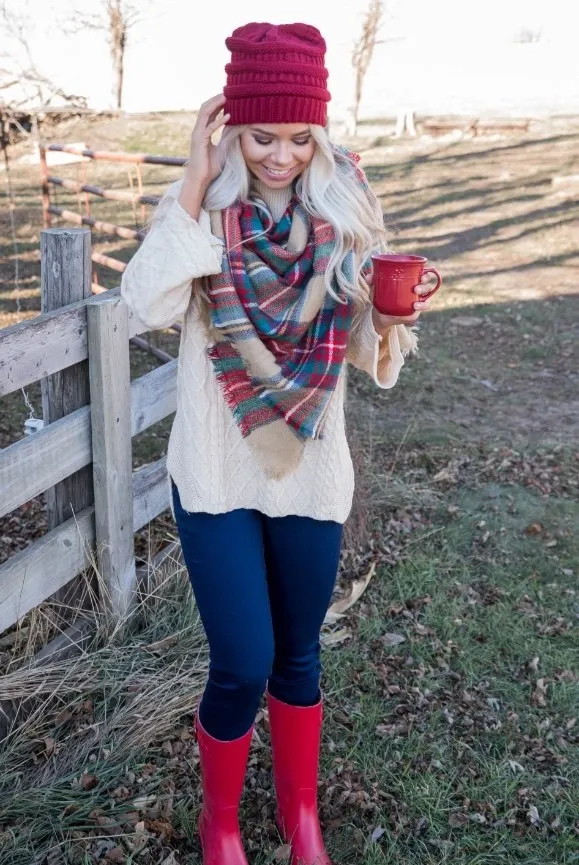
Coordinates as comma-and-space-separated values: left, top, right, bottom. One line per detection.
240, 124, 315, 188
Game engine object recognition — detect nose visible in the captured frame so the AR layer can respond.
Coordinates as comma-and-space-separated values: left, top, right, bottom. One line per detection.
270, 141, 292, 166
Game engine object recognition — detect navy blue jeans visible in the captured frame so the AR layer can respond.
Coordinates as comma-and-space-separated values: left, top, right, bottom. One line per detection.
171, 480, 343, 741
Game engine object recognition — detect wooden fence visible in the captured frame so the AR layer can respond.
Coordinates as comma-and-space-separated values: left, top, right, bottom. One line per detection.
0, 227, 177, 635
39, 142, 189, 365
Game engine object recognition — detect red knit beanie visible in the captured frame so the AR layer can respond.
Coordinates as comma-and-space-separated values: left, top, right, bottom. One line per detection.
223, 22, 331, 126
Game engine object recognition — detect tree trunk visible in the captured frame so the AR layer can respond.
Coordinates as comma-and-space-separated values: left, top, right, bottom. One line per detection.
114, 47, 124, 109
108, 0, 126, 110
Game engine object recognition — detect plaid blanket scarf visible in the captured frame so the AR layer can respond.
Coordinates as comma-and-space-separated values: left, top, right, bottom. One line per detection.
206, 161, 370, 480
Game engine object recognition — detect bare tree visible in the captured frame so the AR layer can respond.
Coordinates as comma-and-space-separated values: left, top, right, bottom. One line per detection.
106, 0, 138, 110
0, 1, 86, 108
351, 0, 384, 135
65, 0, 145, 110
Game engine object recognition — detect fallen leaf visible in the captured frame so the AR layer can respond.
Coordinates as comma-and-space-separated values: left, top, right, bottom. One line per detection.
143, 635, 179, 654
370, 826, 386, 843
525, 522, 543, 536
433, 467, 457, 483
273, 844, 291, 861
376, 721, 409, 736
527, 805, 541, 826
383, 632, 406, 647
105, 848, 125, 863
43, 737, 56, 758
325, 562, 376, 622
531, 678, 548, 708
145, 818, 178, 840
129, 820, 148, 854
453, 315, 483, 327
320, 628, 351, 647
479, 379, 499, 392
133, 795, 157, 809
95, 815, 122, 835
55, 708, 73, 726
414, 623, 435, 636
448, 812, 469, 828
122, 811, 140, 827
81, 773, 99, 791
468, 813, 487, 824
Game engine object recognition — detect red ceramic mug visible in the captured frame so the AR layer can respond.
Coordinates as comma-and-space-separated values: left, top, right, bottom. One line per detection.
371, 254, 442, 316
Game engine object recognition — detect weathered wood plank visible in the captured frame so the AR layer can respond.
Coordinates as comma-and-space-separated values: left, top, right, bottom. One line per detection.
0, 508, 96, 635
0, 406, 91, 519
88, 295, 135, 618
133, 456, 170, 531
0, 454, 172, 635
40, 229, 94, 535
131, 359, 177, 436
0, 360, 177, 518
0, 289, 148, 397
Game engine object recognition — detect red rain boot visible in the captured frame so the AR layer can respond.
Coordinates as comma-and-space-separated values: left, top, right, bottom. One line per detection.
267, 692, 332, 865
195, 713, 253, 865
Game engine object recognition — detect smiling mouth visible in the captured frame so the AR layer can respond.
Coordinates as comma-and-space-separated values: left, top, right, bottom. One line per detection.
262, 166, 294, 178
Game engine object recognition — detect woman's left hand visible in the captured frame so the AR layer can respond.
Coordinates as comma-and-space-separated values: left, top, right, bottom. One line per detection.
369, 272, 434, 334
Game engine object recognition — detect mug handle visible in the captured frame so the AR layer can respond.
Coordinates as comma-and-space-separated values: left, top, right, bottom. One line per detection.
419, 267, 442, 301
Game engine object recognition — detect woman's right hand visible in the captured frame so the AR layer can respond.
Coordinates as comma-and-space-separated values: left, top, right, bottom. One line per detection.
178, 94, 230, 219
186, 93, 230, 187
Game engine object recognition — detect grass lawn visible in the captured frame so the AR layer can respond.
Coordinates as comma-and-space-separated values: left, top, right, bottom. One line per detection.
0, 113, 577, 863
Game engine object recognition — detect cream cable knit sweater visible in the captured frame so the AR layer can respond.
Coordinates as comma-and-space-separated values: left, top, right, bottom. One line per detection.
120, 178, 416, 524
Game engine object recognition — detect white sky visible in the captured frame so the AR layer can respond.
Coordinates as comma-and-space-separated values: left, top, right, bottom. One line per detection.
2, 0, 578, 116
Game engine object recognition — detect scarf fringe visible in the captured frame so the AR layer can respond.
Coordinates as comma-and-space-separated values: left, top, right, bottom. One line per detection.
206, 344, 256, 439
398, 324, 419, 356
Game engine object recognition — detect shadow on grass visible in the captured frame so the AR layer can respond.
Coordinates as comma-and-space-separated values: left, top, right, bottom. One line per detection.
348, 293, 579, 450
392, 199, 579, 261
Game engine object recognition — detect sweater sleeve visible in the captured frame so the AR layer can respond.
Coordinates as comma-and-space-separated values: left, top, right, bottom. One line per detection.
120, 180, 223, 331
346, 305, 418, 389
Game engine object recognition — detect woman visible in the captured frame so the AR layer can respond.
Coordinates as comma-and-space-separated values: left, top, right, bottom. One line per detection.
121, 22, 432, 865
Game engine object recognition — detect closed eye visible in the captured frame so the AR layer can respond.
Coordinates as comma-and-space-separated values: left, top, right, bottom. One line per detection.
253, 136, 312, 146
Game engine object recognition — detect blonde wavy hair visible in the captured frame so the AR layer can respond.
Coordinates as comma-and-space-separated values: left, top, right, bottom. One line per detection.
202, 125, 389, 309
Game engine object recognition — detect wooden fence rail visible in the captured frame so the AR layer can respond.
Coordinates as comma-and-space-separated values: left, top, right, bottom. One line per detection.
38, 141, 182, 367
0, 228, 177, 633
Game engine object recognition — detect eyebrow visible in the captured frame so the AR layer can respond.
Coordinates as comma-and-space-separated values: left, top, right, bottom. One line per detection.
250, 127, 311, 138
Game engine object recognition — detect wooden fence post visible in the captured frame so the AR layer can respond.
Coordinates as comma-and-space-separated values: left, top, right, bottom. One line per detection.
40, 228, 94, 616
87, 295, 136, 618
